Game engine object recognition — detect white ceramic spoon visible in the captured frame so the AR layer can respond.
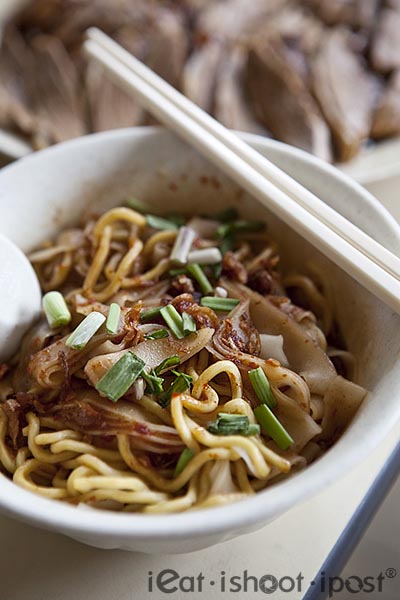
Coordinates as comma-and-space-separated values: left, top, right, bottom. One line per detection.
0, 234, 42, 362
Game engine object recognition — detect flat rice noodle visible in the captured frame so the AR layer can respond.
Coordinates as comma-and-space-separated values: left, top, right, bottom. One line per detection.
273, 393, 322, 453
320, 375, 367, 442
223, 281, 336, 395
85, 328, 214, 388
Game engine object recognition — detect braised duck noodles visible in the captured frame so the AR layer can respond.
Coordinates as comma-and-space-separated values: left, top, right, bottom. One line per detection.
0, 204, 367, 513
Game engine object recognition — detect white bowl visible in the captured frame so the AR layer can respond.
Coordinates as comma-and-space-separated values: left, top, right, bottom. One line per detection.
0, 127, 399, 553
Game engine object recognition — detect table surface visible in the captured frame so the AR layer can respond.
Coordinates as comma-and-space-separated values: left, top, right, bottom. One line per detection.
0, 179, 399, 600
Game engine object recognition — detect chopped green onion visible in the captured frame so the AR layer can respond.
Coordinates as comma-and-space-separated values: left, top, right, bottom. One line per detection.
187, 263, 213, 295
42, 291, 71, 329
215, 207, 238, 222
155, 355, 180, 375
66, 311, 106, 350
182, 312, 196, 335
96, 351, 145, 403
219, 235, 234, 255
106, 303, 121, 334
167, 212, 186, 227
210, 262, 223, 280
187, 248, 222, 265
160, 372, 193, 407
140, 306, 162, 322
144, 328, 169, 340
170, 226, 196, 265
125, 197, 150, 213
217, 220, 265, 239
142, 369, 164, 395
160, 305, 185, 339
146, 214, 178, 231
208, 413, 260, 436
174, 448, 195, 476
200, 297, 240, 311
248, 367, 276, 408
254, 404, 294, 451
169, 267, 187, 277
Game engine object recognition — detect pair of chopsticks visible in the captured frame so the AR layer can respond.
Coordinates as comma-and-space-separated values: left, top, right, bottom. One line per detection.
84, 28, 400, 315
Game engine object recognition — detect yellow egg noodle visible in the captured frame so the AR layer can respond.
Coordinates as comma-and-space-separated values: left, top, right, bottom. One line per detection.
0, 206, 367, 513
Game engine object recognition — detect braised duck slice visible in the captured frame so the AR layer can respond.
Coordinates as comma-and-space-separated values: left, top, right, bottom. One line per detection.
372, 69, 400, 138
311, 29, 380, 162
214, 46, 269, 135
302, 0, 379, 30
182, 39, 225, 113
195, 0, 285, 43
27, 34, 87, 146
371, 8, 400, 73
245, 34, 332, 161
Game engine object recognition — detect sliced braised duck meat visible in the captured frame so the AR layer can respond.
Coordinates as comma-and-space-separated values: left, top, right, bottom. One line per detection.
302, 0, 380, 30
27, 35, 87, 146
47, 0, 155, 50
245, 34, 332, 161
13, 0, 69, 34
214, 46, 269, 135
195, 0, 285, 43
311, 29, 380, 162
372, 69, 400, 138
86, 28, 145, 132
0, 28, 35, 137
371, 8, 400, 74
86, 60, 144, 132
143, 9, 188, 88
182, 39, 225, 112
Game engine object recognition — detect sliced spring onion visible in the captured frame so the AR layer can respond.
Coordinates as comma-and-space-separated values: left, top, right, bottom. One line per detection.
186, 263, 213, 295
160, 372, 193, 408
160, 305, 185, 339
248, 367, 276, 408
200, 297, 240, 312
169, 268, 187, 277
170, 226, 196, 265
219, 235, 233, 255
144, 328, 169, 340
167, 212, 186, 227
66, 311, 106, 350
42, 291, 71, 329
96, 351, 145, 403
140, 306, 162, 322
125, 197, 150, 213
254, 404, 294, 451
187, 247, 222, 265
208, 413, 260, 436
174, 448, 195, 477
210, 261, 223, 280
142, 369, 164, 395
146, 214, 178, 231
217, 220, 265, 239
155, 355, 180, 375
215, 207, 238, 222
106, 303, 121, 334
182, 312, 196, 335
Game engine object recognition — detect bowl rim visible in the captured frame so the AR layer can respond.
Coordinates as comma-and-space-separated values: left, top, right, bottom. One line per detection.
0, 126, 399, 542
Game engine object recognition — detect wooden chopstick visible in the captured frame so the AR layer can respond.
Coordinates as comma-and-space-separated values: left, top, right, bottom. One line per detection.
84, 31, 400, 315
86, 28, 400, 283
